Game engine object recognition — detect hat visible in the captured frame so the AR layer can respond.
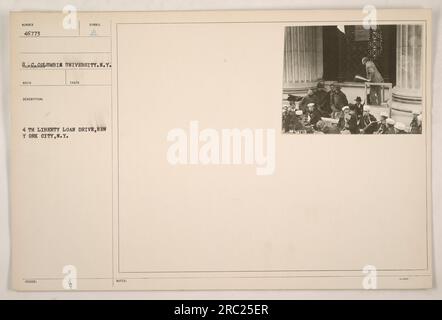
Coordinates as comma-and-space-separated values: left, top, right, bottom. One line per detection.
307, 102, 315, 107
295, 110, 303, 116
287, 94, 298, 102
355, 96, 362, 102
362, 57, 369, 64
394, 122, 406, 131
342, 106, 350, 111
364, 106, 371, 112
380, 111, 388, 118
412, 110, 421, 115
386, 118, 395, 125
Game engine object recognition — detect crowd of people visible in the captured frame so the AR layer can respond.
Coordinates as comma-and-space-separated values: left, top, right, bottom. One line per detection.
282, 81, 422, 135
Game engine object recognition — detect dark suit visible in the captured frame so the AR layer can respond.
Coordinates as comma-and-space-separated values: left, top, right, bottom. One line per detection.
366, 61, 384, 105
299, 95, 317, 113
307, 108, 322, 128
376, 122, 388, 134
386, 126, 396, 134
360, 113, 379, 134
330, 90, 348, 117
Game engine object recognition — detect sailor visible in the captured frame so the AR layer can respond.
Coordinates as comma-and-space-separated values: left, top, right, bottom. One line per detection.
282, 105, 291, 133
386, 118, 396, 134
330, 84, 348, 119
394, 122, 407, 134
299, 89, 317, 114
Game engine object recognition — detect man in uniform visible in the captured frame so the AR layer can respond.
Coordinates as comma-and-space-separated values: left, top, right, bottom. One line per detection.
362, 56, 384, 105
306, 102, 322, 129
394, 122, 407, 134
410, 110, 422, 134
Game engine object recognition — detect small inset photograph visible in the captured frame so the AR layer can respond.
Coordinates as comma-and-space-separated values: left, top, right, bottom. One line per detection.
282, 24, 423, 134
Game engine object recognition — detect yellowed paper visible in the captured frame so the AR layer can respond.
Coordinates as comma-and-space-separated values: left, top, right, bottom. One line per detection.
10, 9, 432, 290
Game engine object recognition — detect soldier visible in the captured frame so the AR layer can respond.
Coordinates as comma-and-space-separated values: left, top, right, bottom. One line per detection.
362, 56, 384, 105
386, 118, 396, 134
410, 110, 422, 134
299, 89, 317, 114
293, 110, 307, 132
375, 111, 389, 134
359, 106, 378, 134
330, 84, 348, 119
394, 122, 407, 134
316, 119, 341, 134
286, 107, 297, 132
282, 106, 291, 133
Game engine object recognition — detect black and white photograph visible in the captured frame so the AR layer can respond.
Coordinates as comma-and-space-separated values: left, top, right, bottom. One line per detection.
282, 24, 424, 134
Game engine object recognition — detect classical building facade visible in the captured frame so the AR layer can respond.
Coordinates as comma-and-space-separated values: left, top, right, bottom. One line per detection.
283, 25, 423, 114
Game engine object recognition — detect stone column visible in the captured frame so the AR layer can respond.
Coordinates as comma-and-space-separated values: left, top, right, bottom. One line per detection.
283, 26, 323, 94
392, 24, 423, 104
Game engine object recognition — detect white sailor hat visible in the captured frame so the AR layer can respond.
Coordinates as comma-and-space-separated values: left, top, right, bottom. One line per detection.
307, 102, 315, 107
386, 118, 395, 125
342, 106, 350, 111
394, 122, 406, 131
380, 111, 388, 118
364, 106, 370, 112
295, 110, 303, 116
